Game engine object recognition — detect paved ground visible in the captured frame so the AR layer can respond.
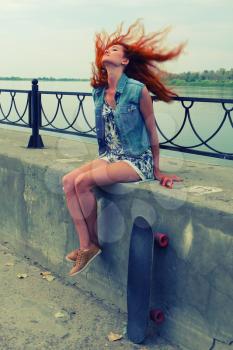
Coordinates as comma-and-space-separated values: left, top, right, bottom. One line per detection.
0, 243, 180, 350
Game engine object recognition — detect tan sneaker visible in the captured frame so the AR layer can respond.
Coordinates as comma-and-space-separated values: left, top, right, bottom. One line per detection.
68, 245, 102, 277
65, 248, 80, 262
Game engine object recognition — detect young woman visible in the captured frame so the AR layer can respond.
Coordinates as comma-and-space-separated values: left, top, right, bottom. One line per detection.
62, 19, 186, 277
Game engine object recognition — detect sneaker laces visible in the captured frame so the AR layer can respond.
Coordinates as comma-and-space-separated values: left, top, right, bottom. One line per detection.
73, 249, 86, 267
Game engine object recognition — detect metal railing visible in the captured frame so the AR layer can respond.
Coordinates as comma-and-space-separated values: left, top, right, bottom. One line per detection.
0, 79, 232, 160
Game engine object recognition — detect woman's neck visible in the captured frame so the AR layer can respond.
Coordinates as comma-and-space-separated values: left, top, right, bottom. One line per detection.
105, 66, 124, 91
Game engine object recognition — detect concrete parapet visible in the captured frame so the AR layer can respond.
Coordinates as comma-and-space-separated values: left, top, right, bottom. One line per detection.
0, 128, 232, 350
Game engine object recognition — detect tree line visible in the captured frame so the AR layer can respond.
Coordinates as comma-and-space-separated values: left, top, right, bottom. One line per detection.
0, 76, 87, 81
0, 68, 232, 87
166, 68, 233, 87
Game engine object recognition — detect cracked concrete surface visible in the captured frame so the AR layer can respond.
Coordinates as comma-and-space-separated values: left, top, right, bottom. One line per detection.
209, 339, 233, 350
0, 243, 179, 350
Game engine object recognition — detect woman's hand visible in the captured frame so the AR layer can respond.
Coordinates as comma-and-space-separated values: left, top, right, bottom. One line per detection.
153, 169, 183, 189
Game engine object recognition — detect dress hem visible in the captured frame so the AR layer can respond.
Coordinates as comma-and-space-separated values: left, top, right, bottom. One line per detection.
98, 155, 146, 181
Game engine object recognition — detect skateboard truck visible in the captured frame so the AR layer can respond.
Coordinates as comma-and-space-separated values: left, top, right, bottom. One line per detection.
150, 233, 168, 326
150, 309, 165, 324
154, 232, 169, 248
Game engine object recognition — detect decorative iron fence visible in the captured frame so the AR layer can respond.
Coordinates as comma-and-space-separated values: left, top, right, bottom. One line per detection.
0, 79, 232, 160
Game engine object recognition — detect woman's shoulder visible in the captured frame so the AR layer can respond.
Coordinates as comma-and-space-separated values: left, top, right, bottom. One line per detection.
126, 76, 145, 88
92, 86, 104, 102
92, 86, 103, 94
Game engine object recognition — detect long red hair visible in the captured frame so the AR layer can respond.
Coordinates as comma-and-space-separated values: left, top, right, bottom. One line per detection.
90, 19, 187, 102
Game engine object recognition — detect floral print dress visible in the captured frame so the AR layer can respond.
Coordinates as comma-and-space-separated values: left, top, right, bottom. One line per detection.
98, 100, 155, 181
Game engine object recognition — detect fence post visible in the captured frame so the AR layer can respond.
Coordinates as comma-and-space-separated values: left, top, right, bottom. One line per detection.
27, 79, 44, 148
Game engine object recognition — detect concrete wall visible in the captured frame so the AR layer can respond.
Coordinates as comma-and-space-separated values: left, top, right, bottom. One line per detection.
0, 128, 232, 350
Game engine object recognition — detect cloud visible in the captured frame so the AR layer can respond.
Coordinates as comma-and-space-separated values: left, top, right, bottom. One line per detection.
0, 0, 231, 76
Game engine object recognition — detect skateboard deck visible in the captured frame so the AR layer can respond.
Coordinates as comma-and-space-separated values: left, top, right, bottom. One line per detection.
127, 216, 155, 344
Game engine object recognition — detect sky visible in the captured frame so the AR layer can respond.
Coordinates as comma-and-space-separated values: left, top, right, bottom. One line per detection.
0, 0, 232, 78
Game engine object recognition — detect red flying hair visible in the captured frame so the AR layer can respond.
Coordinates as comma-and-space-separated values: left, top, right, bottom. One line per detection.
90, 18, 187, 102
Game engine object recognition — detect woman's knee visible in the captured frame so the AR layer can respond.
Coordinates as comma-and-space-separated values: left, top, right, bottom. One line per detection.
62, 159, 105, 193
62, 174, 77, 193
74, 173, 91, 193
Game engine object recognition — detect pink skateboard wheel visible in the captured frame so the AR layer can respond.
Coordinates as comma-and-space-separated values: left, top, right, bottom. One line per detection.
150, 309, 165, 324
154, 232, 169, 248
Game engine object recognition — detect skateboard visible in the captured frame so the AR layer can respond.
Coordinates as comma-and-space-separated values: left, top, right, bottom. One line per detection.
127, 216, 169, 344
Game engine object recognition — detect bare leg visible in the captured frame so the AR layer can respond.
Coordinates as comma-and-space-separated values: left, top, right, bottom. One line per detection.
62, 159, 109, 248
74, 161, 141, 249
67, 161, 141, 276
73, 186, 98, 249
63, 189, 95, 249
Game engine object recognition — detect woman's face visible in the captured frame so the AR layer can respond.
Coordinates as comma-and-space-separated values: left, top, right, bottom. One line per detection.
101, 44, 129, 68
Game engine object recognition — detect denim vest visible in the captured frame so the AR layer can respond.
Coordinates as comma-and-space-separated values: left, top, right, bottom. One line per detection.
92, 73, 151, 157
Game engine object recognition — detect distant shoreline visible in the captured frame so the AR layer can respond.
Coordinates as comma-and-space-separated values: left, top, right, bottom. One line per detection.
166, 79, 233, 88
0, 77, 232, 88
0, 77, 89, 82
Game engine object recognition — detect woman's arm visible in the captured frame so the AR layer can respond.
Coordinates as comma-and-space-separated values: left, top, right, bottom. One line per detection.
139, 86, 182, 188
139, 86, 160, 172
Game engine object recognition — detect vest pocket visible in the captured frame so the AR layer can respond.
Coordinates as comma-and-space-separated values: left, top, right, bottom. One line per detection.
118, 104, 141, 133
119, 104, 137, 113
